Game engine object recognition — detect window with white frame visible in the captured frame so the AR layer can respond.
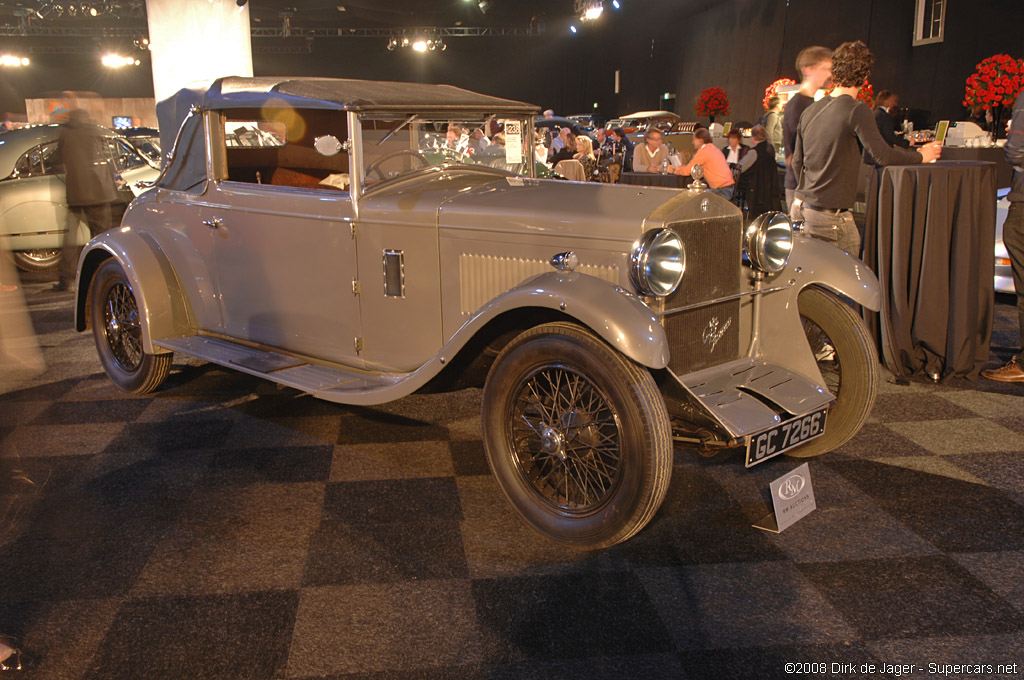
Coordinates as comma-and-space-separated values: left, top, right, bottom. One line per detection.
913, 0, 945, 46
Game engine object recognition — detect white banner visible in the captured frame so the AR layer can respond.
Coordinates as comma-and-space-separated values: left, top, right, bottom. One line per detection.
146, 0, 253, 104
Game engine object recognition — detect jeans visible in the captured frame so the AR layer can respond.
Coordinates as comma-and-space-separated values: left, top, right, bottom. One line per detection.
789, 202, 860, 257
1002, 202, 1024, 367
711, 185, 734, 201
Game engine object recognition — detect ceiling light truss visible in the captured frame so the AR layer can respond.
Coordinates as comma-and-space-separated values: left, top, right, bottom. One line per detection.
0, 24, 542, 39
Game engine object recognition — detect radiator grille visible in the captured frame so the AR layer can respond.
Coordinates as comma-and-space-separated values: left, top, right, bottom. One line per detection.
663, 215, 743, 375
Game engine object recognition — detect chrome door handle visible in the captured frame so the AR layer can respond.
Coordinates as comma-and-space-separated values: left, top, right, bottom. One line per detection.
202, 217, 223, 229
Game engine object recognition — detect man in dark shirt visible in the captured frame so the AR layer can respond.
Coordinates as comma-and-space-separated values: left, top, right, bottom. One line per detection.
783, 45, 833, 211
863, 90, 910, 166
982, 89, 1024, 381
55, 109, 124, 291
791, 41, 940, 256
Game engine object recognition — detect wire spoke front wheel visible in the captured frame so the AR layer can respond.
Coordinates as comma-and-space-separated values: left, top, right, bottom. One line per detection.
509, 364, 623, 514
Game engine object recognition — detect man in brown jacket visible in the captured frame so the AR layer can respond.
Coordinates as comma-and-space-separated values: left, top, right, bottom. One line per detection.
55, 109, 123, 291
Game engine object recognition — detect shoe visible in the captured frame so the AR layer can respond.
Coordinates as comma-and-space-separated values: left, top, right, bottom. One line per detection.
981, 360, 1024, 382
51, 281, 69, 292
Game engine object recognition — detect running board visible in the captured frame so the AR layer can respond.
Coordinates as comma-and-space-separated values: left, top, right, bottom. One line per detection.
676, 358, 835, 439
154, 336, 406, 401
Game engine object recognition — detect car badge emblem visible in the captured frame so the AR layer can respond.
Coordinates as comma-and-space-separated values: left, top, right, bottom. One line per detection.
700, 198, 710, 213
702, 316, 732, 353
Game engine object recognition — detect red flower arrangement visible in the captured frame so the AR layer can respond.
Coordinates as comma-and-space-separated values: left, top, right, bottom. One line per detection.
763, 78, 796, 110
695, 87, 730, 120
824, 80, 875, 105
963, 54, 1024, 111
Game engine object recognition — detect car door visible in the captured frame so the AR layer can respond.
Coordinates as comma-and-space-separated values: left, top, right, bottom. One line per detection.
0, 141, 89, 249
202, 181, 362, 367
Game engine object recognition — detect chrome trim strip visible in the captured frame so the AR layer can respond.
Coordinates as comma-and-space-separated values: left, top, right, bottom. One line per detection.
655, 282, 793, 318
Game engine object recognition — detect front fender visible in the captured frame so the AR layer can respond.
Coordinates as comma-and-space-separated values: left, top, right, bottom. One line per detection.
75, 227, 193, 354
458, 270, 669, 369
756, 233, 880, 386
784, 233, 880, 310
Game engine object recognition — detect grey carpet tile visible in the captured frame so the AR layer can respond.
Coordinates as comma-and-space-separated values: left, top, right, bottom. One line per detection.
2, 270, 1024, 678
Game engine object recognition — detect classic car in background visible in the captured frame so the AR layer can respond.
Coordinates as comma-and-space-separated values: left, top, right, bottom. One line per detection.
533, 115, 595, 142
0, 124, 160, 270
607, 110, 681, 134
995, 188, 1013, 295
75, 76, 880, 548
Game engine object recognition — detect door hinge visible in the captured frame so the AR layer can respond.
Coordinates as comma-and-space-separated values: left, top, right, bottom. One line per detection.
351, 279, 360, 295
350, 223, 357, 239
353, 337, 363, 354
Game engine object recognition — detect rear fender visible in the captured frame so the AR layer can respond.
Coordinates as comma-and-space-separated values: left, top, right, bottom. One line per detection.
75, 228, 193, 354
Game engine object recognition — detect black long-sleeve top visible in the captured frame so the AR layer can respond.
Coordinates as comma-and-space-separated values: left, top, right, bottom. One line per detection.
793, 94, 921, 210
783, 92, 814, 191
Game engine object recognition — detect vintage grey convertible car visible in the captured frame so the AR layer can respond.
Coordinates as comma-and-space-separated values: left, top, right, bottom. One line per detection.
0, 124, 160, 270
74, 77, 880, 548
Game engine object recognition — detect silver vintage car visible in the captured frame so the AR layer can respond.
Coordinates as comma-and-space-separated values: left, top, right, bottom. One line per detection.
74, 77, 881, 549
0, 124, 161, 271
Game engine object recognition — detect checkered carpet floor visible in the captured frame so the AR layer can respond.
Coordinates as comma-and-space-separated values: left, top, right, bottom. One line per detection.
2, 273, 1023, 679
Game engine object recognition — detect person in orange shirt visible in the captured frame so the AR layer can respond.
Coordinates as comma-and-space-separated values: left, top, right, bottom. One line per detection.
673, 128, 735, 199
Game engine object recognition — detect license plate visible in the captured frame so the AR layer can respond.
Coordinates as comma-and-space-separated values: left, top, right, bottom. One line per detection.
745, 408, 828, 467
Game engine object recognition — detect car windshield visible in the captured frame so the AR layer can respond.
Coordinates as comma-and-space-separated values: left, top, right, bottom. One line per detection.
359, 114, 534, 188
129, 136, 162, 166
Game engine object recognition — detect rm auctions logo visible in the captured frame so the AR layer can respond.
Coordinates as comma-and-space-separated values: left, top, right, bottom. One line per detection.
778, 474, 806, 500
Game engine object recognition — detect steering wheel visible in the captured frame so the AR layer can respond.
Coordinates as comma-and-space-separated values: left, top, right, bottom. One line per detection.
364, 149, 430, 180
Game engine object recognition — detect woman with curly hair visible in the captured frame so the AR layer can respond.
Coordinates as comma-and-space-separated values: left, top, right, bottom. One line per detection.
791, 40, 941, 256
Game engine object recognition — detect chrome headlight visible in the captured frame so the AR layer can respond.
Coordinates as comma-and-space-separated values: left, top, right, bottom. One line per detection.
630, 228, 686, 296
745, 211, 793, 274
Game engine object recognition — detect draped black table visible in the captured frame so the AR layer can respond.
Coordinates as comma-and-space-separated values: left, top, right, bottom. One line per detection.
938, 146, 1012, 189
619, 171, 689, 188
862, 160, 997, 381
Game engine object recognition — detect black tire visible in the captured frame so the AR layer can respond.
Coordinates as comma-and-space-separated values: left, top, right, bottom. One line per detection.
787, 286, 879, 458
481, 321, 673, 549
90, 259, 171, 394
13, 249, 60, 272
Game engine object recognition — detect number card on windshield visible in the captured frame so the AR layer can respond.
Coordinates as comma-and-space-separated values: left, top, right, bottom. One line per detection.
503, 119, 523, 165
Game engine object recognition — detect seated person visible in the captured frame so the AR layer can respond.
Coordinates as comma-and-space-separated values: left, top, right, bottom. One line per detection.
673, 127, 735, 199
725, 129, 755, 177
609, 127, 634, 172
633, 127, 670, 173
573, 135, 597, 180
548, 129, 577, 165
594, 128, 614, 160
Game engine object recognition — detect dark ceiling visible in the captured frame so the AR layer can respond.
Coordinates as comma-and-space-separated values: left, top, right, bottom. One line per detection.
0, 0, 569, 29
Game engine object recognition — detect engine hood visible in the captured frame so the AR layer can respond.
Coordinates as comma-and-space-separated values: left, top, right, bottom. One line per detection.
437, 175, 693, 242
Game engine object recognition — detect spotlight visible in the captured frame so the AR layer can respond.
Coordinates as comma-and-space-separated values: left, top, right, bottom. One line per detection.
477, 0, 489, 13
1, 55, 30, 67
569, 24, 577, 33
35, 4, 52, 19
401, 36, 409, 46
612, 0, 620, 7
89, 5, 98, 15
102, 53, 138, 68
386, 38, 397, 50
66, 4, 76, 15
438, 40, 446, 51
412, 39, 427, 52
